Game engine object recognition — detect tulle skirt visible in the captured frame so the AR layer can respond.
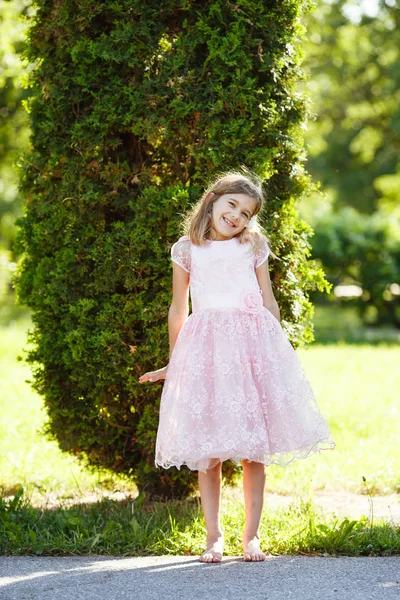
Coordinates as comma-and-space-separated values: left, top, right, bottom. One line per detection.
155, 307, 335, 473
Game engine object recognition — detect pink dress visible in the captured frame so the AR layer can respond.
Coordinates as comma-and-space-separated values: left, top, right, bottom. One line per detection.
155, 235, 335, 472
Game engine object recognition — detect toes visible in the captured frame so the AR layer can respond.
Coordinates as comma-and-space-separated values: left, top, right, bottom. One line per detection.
243, 549, 267, 561
200, 551, 222, 563
199, 552, 222, 562
212, 553, 222, 562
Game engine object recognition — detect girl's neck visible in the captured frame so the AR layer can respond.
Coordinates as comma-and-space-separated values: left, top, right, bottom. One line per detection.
207, 231, 238, 242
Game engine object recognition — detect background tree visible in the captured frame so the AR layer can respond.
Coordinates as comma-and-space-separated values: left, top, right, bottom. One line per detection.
312, 207, 400, 327
299, 0, 400, 328
0, 0, 31, 320
304, 0, 400, 215
14, 0, 328, 498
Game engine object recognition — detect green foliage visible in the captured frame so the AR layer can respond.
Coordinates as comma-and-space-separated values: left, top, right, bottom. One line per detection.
14, 0, 328, 497
312, 207, 400, 327
0, 0, 31, 238
0, 0, 31, 314
303, 0, 400, 214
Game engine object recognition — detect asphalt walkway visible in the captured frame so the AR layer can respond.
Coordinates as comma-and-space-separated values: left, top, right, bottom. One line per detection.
0, 555, 399, 600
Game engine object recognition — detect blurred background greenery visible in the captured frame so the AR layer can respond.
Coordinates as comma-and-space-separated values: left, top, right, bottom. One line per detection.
299, 0, 400, 337
1, 0, 399, 341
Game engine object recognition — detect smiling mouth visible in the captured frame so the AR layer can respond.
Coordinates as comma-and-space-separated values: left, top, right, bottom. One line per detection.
223, 216, 236, 228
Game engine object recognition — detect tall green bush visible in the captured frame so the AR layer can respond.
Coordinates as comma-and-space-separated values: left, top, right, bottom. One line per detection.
14, 0, 328, 498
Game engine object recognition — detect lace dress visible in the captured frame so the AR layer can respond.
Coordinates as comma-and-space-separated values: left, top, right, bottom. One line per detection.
155, 235, 335, 472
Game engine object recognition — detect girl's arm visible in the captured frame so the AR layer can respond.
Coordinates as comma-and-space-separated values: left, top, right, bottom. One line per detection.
255, 260, 281, 323
139, 262, 189, 383
168, 262, 190, 358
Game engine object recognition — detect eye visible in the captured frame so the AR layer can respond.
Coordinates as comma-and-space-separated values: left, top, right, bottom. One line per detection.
228, 201, 235, 207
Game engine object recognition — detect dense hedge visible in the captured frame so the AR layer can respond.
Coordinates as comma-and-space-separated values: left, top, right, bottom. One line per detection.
14, 0, 329, 498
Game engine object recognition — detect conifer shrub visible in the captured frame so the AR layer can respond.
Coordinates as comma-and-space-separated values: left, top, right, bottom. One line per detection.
14, 0, 328, 498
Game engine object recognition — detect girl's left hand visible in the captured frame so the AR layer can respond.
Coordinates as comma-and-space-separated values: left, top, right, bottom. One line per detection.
139, 365, 169, 384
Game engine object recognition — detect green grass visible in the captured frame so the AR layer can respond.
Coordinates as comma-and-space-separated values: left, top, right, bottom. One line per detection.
0, 319, 136, 503
1, 487, 398, 557
266, 343, 400, 495
1, 318, 399, 556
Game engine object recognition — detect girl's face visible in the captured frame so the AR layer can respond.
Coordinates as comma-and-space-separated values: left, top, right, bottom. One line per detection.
209, 193, 256, 241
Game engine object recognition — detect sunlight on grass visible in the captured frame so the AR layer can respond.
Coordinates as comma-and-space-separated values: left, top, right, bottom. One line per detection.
280, 344, 400, 495
0, 321, 136, 503
1, 487, 398, 556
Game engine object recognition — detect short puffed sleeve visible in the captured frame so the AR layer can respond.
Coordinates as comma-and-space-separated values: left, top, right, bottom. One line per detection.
171, 236, 191, 273
254, 235, 270, 268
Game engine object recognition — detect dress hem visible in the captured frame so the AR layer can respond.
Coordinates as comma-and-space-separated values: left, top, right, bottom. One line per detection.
155, 439, 336, 473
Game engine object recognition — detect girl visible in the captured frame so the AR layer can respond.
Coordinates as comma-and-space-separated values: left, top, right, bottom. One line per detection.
139, 170, 335, 563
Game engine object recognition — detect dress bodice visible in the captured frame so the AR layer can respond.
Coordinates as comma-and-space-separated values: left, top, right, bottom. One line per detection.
171, 235, 270, 313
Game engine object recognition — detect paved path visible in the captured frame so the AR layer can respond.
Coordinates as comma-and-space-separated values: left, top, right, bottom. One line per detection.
0, 555, 399, 600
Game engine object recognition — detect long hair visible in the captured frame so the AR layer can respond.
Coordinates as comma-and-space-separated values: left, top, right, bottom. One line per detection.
182, 167, 272, 257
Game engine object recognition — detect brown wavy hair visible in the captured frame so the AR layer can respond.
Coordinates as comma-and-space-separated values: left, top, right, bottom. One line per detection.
182, 168, 272, 257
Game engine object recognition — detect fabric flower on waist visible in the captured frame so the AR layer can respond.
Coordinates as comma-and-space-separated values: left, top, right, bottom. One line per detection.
240, 289, 263, 314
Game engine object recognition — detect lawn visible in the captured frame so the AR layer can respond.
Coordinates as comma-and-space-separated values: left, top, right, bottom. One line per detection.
0, 319, 399, 556
267, 342, 400, 495
0, 319, 136, 505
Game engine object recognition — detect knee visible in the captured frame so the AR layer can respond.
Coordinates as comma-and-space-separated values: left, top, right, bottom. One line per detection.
242, 459, 266, 473
205, 462, 222, 479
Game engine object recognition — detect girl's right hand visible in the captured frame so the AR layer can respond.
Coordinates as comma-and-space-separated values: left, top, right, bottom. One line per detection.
138, 365, 169, 384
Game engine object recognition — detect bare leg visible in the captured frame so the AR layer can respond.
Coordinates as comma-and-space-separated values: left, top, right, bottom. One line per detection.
198, 461, 224, 563
241, 459, 268, 561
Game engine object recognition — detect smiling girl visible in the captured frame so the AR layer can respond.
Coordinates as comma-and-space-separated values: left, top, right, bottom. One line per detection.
139, 169, 335, 563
